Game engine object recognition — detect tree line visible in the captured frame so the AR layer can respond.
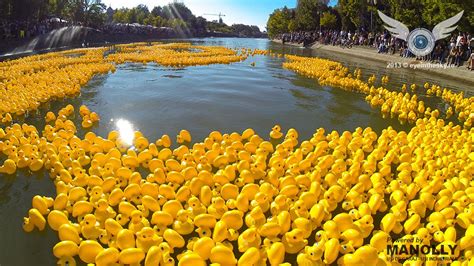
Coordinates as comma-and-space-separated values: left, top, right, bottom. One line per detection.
0, 0, 107, 26
267, 0, 473, 38
0, 0, 264, 37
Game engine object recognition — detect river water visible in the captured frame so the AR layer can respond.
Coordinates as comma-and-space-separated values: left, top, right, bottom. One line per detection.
0, 38, 470, 265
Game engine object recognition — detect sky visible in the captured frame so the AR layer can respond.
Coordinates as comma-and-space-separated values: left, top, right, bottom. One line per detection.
106, 0, 335, 31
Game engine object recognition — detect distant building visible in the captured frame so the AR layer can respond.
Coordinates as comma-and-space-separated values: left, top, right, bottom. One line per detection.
106, 7, 114, 23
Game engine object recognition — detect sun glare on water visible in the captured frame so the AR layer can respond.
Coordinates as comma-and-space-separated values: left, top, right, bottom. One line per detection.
115, 118, 135, 146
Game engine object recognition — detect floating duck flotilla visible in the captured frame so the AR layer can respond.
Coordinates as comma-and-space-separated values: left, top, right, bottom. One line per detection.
0, 43, 267, 117
0, 43, 473, 265
283, 55, 473, 128
0, 104, 471, 265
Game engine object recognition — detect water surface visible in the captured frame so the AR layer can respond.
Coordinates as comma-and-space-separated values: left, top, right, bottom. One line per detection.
0, 38, 469, 265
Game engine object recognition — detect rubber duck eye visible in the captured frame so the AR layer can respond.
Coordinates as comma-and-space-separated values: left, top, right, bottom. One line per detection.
161, 246, 164, 251
293, 236, 297, 240
310, 252, 314, 256
168, 258, 173, 263
342, 245, 347, 250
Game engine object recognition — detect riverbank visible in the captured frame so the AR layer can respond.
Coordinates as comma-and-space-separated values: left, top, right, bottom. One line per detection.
272, 39, 474, 85
0, 28, 267, 59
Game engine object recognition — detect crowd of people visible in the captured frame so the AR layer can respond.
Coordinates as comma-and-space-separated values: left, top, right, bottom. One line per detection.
276, 30, 474, 70
101, 23, 175, 36
0, 19, 69, 40
0, 19, 176, 43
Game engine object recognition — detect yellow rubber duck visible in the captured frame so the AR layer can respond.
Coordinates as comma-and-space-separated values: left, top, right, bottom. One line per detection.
237, 227, 261, 252
163, 228, 185, 251
95, 248, 119, 266
323, 238, 342, 264
118, 248, 145, 265
136, 227, 161, 252
24, 208, 46, 231
210, 244, 237, 265
282, 228, 308, 254
47, 210, 70, 231
58, 224, 81, 244
128, 210, 150, 233
270, 125, 283, 140
116, 228, 136, 251
53, 241, 78, 264
297, 243, 324, 265
78, 240, 104, 264
238, 247, 260, 265
0, 159, 17, 174
173, 209, 195, 235
177, 129, 192, 144
94, 199, 116, 224
179, 252, 206, 266
151, 211, 173, 236
80, 214, 102, 240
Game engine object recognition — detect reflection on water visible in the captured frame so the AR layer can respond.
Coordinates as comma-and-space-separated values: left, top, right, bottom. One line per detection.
115, 118, 136, 146
0, 38, 470, 265
162, 74, 183, 79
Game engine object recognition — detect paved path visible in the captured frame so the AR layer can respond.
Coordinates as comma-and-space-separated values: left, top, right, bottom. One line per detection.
273, 40, 474, 85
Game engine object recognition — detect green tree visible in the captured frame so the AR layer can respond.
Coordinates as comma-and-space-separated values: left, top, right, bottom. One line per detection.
231, 24, 262, 37
151, 6, 163, 17
49, 0, 70, 18
266, 7, 293, 37
113, 8, 129, 23
337, 0, 368, 30
383, 0, 423, 29
68, 0, 106, 25
421, 0, 473, 32
134, 5, 150, 24
294, 0, 322, 31
162, 2, 194, 22
0, 0, 49, 21
320, 11, 337, 29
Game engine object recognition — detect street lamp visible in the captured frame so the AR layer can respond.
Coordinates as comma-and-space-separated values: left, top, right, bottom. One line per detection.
368, 0, 377, 33
318, 10, 322, 34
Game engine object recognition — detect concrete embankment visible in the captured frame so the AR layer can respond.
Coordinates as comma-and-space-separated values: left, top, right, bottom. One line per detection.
272, 39, 474, 85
